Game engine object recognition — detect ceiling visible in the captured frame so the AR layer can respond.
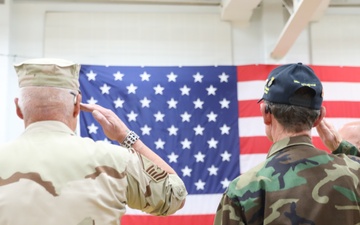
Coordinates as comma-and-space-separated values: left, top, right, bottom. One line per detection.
11, 0, 360, 59
12, 0, 360, 6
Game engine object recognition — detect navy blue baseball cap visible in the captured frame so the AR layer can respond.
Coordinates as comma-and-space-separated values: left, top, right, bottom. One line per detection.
258, 63, 323, 110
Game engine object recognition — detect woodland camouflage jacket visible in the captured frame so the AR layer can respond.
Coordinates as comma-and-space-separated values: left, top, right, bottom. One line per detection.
214, 135, 360, 225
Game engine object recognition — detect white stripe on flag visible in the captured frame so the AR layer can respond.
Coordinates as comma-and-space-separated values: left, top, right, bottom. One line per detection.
240, 153, 267, 174
126, 193, 223, 215
239, 117, 265, 137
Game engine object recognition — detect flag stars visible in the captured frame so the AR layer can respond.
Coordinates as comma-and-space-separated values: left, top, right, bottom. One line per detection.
87, 97, 98, 105
221, 178, 231, 189
194, 152, 205, 162
154, 111, 165, 122
167, 125, 178, 136
87, 123, 98, 134
154, 84, 165, 95
167, 72, 177, 82
181, 166, 192, 177
219, 72, 229, 83
82, 65, 241, 195
127, 111, 138, 122
221, 150, 232, 162
126, 83, 138, 94
206, 85, 217, 96
206, 111, 218, 122
207, 165, 219, 176
207, 138, 218, 149
219, 98, 230, 109
103, 138, 111, 144
220, 124, 231, 135
154, 138, 165, 149
181, 138, 192, 149
195, 179, 205, 190
180, 85, 191, 96
193, 98, 204, 109
140, 71, 151, 81
113, 71, 124, 81
167, 152, 179, 163
167, 98, 178, 109
193, 125, 205, 135
140, 125, 152, 135
100, 83, 111, 94
86, 70, 97, 81
113, 97, 124, 108
193, 72, 204, 83
180, 111, 191, 122
140, 97, 151, 108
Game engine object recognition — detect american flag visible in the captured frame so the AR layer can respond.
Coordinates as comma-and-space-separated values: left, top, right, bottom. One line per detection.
79, 65, 240, 224
79, 64, 360, 225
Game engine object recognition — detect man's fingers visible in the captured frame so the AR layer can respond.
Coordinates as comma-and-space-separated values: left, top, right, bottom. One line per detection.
80, 103, 95, 112
80, 103, 107, 114
92, 110, 112, 127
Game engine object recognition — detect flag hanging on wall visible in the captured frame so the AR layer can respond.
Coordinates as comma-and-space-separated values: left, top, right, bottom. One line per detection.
79, 65, 241, 225
79, 64, 360, 225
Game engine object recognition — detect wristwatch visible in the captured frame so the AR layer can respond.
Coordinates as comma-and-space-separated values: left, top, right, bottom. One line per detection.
122, 130, 140, 148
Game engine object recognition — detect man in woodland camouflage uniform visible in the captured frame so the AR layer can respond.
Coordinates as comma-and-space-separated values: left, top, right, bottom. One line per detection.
0, 58, 187, 225
214, 63, 360, 225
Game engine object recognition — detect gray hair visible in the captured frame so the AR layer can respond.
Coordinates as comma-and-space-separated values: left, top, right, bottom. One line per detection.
265, 100, 321, 133
17, 86, 76, 121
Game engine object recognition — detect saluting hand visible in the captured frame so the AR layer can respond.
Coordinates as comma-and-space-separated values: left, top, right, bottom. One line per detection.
80, 103, 128, 143
316, 119, 342, 152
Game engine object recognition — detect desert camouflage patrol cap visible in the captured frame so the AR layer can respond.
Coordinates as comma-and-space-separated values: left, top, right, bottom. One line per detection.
258, 62, 323, 110
14, 58, 80, 92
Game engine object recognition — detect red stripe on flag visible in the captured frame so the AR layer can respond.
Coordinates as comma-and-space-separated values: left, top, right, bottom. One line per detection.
238, 100, 261, 117
121, 214, 215, 225
312, 65, 360, 82
240, 137, 273, 154
322, 101, 360, 118
237, 65, 277, 81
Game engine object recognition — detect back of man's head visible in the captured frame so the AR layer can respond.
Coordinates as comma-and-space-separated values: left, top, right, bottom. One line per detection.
259, 62, 323, 110
259, 63, 324, 132
14, 58, 81, 124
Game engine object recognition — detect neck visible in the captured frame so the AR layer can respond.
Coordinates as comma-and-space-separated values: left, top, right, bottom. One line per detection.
268, 119, 312, 143
24, 115, 76, 131
274, 130, 311, 142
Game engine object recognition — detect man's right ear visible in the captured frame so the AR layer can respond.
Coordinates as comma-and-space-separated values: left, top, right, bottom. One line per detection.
14, 98, 24, 119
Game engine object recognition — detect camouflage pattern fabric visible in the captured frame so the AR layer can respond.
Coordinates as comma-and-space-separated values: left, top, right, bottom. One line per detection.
214, 135, 360, 225
0, 121, 187, 225
333, 140, 360, 157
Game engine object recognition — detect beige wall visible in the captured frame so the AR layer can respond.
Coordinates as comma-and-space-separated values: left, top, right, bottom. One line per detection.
2, 0, 360, 141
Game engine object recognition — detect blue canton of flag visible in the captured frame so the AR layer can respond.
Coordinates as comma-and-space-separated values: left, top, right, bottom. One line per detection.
79, 65, 240, 194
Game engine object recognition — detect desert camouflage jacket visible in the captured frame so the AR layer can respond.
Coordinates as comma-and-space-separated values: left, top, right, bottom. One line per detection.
214, 135, 360, 225
0, 121, 187, 225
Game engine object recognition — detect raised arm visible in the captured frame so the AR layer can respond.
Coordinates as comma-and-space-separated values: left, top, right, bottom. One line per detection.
80, 103, 177, 174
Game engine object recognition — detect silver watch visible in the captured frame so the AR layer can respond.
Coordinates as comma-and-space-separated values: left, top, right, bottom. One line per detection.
122, 130, 139, 148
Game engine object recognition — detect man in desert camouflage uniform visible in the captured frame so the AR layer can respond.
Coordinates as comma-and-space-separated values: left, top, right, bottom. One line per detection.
0, 58, 187, 225
214, 63, 360, 225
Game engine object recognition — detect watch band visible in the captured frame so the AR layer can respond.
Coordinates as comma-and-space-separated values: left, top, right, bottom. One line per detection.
122, 130, 140, 148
